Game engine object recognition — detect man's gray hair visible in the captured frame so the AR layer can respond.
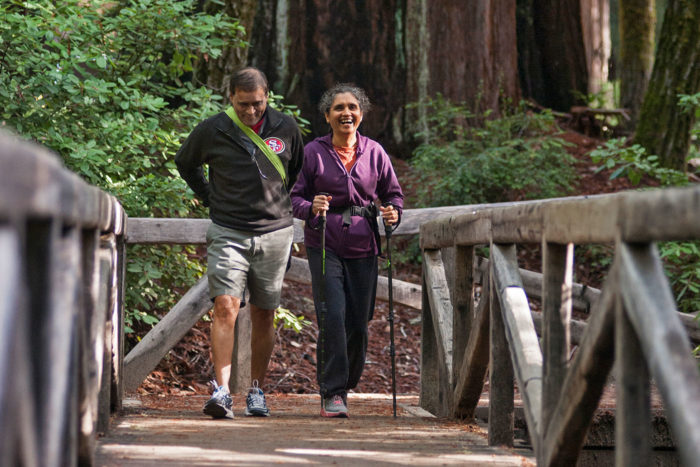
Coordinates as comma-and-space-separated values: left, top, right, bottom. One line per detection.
318, 83, 371, 115
230, 67, 269, 94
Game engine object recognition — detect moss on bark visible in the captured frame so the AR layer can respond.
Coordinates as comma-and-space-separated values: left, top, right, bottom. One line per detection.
635, 0, 700, 171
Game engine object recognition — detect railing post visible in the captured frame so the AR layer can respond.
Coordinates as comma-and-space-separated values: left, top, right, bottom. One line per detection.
97, 235, 117, 433
0, 226, 39, 467
616, 260, 651, 466
114, 228, 127, 408
488, 249, 514, 447
452, 246, 474, 388
0, 132, 127, 465
541, 241, 572, 442
78, 228, 104, 466
230, 304, 252, 393
420, 253, 441, 414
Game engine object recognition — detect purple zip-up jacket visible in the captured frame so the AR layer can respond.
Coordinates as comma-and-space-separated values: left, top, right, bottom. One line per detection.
291, 133, 404, 258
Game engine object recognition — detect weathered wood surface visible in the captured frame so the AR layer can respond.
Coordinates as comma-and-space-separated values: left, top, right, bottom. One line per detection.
420, 185, 700, 248
476, 257, 700, 345
126, 218, 304, 244
417, 185, 700, 464
419, 250, 456, 417
452, 276, 490, 419
0, 133, 126, 233
615, 296, 651, 467
422, 250, 454, 388
488, 269, 515, 447
419, 272, 440, 415
124, 277, 211, 393
0, 228, 39, 467
451, 246, 474, 389
617, 242, 700, 467
540, 267, 617, 466
541, 242, 572, 439
42, 222, 80, 467
0, 131, 127, 466
490, 244, 542, 455
78, 229, 104, 467
286, 256, 422, 309
125, 204, 507, 244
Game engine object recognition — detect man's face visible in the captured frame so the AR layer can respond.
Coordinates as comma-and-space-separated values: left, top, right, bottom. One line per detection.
230, 87, 267, 127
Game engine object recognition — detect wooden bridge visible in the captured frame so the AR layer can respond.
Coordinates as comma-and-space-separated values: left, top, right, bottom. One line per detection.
2, 132, 700, 466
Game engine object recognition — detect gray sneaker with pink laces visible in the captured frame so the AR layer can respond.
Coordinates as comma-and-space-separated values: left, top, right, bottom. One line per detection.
321, 394, 348, 418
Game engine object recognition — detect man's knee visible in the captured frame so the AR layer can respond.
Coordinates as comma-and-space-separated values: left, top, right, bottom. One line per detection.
213, 295, 240, 325
250, 305, 275, 328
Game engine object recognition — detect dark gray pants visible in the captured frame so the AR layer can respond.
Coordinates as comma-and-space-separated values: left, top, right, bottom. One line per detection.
307, 247, 378, 398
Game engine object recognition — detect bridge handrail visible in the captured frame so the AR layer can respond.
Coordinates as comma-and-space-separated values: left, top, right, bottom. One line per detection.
418, 185, 700, 465
0, 131, 127, 467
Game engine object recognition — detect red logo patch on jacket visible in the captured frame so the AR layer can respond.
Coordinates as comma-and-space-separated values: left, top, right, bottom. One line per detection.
264, 137, 286, 154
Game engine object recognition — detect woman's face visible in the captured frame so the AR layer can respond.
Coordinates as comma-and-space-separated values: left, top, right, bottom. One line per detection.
325, 92, 363, 139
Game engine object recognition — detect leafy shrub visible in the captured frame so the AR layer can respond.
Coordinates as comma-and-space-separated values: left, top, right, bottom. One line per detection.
678, 92, 700, 161
0, 2, 305, 339
589, 126, 699, 323
659, 241, 700, 314
273, 307, 311, 333
589, 138, 689, 186
409, 96, 577, 207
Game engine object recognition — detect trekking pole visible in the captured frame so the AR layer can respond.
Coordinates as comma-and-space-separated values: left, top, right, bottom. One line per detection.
383, 215, 397, 418
318, 193, 329, 400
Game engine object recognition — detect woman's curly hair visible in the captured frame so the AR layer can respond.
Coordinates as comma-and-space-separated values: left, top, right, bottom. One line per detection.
318, 83, 371, 115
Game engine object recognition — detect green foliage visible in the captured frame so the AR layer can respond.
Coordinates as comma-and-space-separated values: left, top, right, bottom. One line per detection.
409, 96, 578, 207
389, 237, 423, 268
678, 92, 700, 118
659, 241, 700, 314
0, 0, 241, 332
589, 138, 689, 186
125, 244, 205, 333
268, 91, 311, 136
273, 307, 311, 333
589, 111, 699, 321
678, 92, 700, 161
572, 82, 622, 134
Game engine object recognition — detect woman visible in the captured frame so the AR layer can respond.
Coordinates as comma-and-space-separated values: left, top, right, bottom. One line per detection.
291, 84, 404, 418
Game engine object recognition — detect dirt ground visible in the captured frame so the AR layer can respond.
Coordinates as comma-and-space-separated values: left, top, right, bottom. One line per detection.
95, 393, 536, 467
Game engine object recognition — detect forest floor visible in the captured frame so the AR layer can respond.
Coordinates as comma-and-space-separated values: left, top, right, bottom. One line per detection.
131, 123, 653, 400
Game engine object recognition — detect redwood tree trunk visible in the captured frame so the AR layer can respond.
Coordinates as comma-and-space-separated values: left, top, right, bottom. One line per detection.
581, 0, 611, 95
524, 0, 590, 111
422, 0, 519, 114
247, 0, 521, 155
635, 0, 700, 170
199, 0, 258, 96
619, 0, 656, 127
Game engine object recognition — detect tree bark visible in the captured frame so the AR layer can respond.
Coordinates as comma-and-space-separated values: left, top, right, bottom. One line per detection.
619, 0, 656, 127
248, 0, 520, 155
635, 0, 700, 170
522, 0, 590, 111
199, 0, 258, 97
425, 0, 520, 115
581, 0, 611, 96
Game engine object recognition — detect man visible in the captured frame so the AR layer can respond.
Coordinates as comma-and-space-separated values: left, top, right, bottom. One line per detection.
175, 67, 303, 418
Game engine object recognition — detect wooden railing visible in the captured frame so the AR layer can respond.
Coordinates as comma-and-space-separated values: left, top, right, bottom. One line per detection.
121, 206, 464, 393
419, 186, 700, 465
0, 132, 126, 467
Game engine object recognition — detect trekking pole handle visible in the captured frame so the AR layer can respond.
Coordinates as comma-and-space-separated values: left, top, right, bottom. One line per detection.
381, 203, 396, 236
318, 192, 330, 218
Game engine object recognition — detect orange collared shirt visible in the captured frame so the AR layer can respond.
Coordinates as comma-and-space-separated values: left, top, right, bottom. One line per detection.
334, 144, 357, 172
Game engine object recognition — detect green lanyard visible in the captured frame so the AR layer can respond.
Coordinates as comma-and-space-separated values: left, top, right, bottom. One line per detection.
225, 107, 287, 187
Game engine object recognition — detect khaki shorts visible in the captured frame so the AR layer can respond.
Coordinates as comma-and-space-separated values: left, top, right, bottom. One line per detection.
206, 223, 293, 310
